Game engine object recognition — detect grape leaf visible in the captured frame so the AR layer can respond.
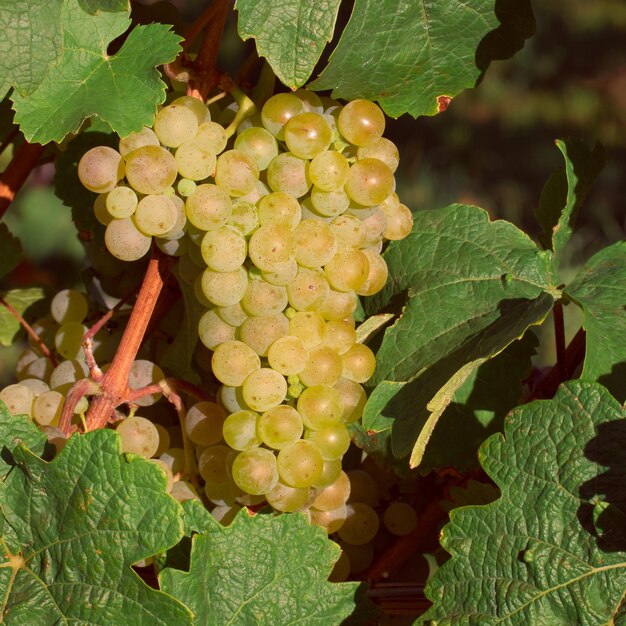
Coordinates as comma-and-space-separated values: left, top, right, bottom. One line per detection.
79, 0, 130, 13
536, 138, 605, 260
160, 509, 375, 625
310, 0, 499, 118
362, 205, 555, 466
0, 401, 46, 481
11, 0, 182, 144
422, 381, 626, 625
0, 429, 192, 625
0, 287, 47, 347
0, 224, 22, 279
236, 0, 342, 89
565, 241, 626, 403
0, 0, 63, 98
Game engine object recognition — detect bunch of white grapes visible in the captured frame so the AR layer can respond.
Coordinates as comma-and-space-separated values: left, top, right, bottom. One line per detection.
75, 90, 413, 525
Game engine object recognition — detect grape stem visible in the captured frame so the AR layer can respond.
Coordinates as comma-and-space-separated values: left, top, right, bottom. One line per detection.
0, 297, 57, 368
224, 82, 257, 138
59, 377, 102, 435
84, 247, 173, 431
0, 142, 44, 219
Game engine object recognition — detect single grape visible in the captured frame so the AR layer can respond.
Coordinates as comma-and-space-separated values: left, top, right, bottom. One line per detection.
171, 480, 201, 502
231, 447, 278, 495
234, 126, 278, 170
265, 481, 310, 512
381, 201, 414, 240
54, 322, 86, 360
334, 377, 367, 423
310, 503, 347, 534
50, 289, 88, 325
198, 308, 236, 350
289, 311, 325, 348
345, 158, 395, 207
195, 121, 228, 154
257, 404, 303, 449
211, 340, 260, 387
241, 368, 287, 412
284, 112, 332, 159
261, 93, 305, 139
200, 266, 248, 307
78, 146, 124, 193
119, 127, 159, 158
185, 183, 232, 230
124, 145, 177, 195
197, 444, 231, 484
215, 149, 260, 197
200, 226, 247, 272
266, 335, 308, 376
133, 194, 178, 236
310, 186, 350, 217
383, 501, 418, 536
304, 422, 351, 460
293, 219, 337, 268
153, 104, 198, 147
256, 192, 301, 229
313, 458, 343, 488
309, 151, 349, 191
261, 259, 299, 286
286, 267, 330, 311
105, 185, 138, 219
116, 415, 160, 458
104, 218, 152, 261
31, 390, 64, 426
49, 359, 88, 392
324, 248, 370, 292
239, 314, 289, 357
215, 302, 249, 327
357, 136, 399, 173
341, 343, 376, 383
337, 99, 386, 146
323, 320, 356, 355
248, 224, 296, 271
337, 502, 380, 545
0, 383, 34, 416
266, 152, 311, 198
175, 141, 217, 181
297, 385, 343, 429
276, 439, 324, 488
241, 278, 288, 317
185, 401, 227, 446
329, 214, 365, 248
298, 345, 343, 388
356, 249, 389, 296
222, 409, 261, 451
170, 95, 210, 125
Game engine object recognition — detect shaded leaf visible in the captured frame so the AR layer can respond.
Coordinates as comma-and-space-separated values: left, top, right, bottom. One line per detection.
0, 224, 22, 279
236, 0, 341, 89
79, 0, 129, 13
0, 429, 191, 625
310, 0, 499, 118
160, 509, 374, 625
422, 381, 626, 625
565, 241, 626, 403
0, 287, 47, 347
12, 0, 182, 143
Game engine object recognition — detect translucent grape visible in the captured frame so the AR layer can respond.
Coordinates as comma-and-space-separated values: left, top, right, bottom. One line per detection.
337, 99, 386, 146
322, 320, 356, 355
241, 368, 287, 412
198, 308, 236, 350
381, 201, 414, 240
197, 444, 231, 483
310, 503, 347, 534
261, 259, 299, 286
215, 149, 260, 197
266, 335, 308, 376
357, 136, 399, 172
231, 447, 278, 495
337, 502, 380, 545
265, 481, 309, 512
31, 390, 64, 426
266, 153, 311, 198
345, 158, 394, 207
133, 194, 178, 236
297, 385, 343, 429
117, 415, 160, 458
185, 401, 227, 446
276, 439, 324, 488
49, 359, 88, 392
153, 104, 198, 147
299, 345, 343, 387
119, 127, 159, 158
128, 359, 164, 406
54, 322, 86, 360
0, 383, 34, 416
288, 311, 325, 348
170, 95, 210, 125
211, 340, 260, 387
175, 141, 217, 180
313, 458, 343, 488
78, 146, 124, 193
160, 447, 186, 475
239, 314, 289, 356
293, 219, 337, 268
185, 183, 232, 230
293, 89, 324, 113
286, 267, 330, 311
324, 248, 370, 293
200, 266, 248, 307
335, 377, 367, 423
18, 378, 50, 397
104, 218, 151, 261
256, 192, 301, 229
124, 145, 177, 195
241, 278, 287, 317
234, 126, 278, 170
383, 501, 418, 536
341, 343, 376, 383
50, 289, 88, 325
94, 193, 114, 225
171, 481, 201, 502
216, 302, 248, 327
311, 471, 351, 511
200, 226, 247, 272
329, 214, 365, 248
309, 151, 349, 191
310, 186, 350, 217
248, 224, 296, 271
305, 422, 351, 459
284, 112, 332, 159
195, 121, 228, 154
257, 404, 303, 449
261, 93, 305, 139
356, 249, 389, 296
105, 185, 138, 219
222, 409, 261, 450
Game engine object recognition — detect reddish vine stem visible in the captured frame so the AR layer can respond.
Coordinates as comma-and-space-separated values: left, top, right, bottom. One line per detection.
0, 297, 57, 368
85, 248, 173, 431
0, 142, 44, 219
126, 378, 211, 404
181, 0, 225, 51
553, 300, 566, 380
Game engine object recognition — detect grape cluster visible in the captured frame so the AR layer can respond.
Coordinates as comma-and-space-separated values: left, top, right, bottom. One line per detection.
74, 91, 413, 524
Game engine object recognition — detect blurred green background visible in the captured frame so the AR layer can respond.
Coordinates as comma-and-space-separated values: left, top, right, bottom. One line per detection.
1, 0, 624, 383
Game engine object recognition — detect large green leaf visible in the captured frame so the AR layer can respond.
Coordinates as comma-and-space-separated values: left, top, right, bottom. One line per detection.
160, 509, 375, 625
0, 0, 63, 98
362, 205, 555, 466
422, 381, 626, 625
310, 0, 499, 117
0, 287, 47, 347
12, 0, 182, 143
0, 430, 192, 625
565, 241, 626, 403
0, 224, 22, 280
236, 0, 341, 90
0, 401, 46, 481
536, 138, 605, 260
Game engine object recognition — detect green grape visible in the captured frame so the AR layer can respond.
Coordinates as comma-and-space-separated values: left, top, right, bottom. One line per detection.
267, 335, 308, 376
324, 248, 370, 293
234, 126, 278, 170
266, 152, 311, 198
124, 145, 177, 195
337, 99, 386, 146
49, 359, 88, 392
284, 112, 332, 159
159, 447, 186, 475
257, 404, 303, 449
239, 314, 289, 357
185, 183, 232, 230
197, 444, 231, 484
170, 95, 210, 125
312, 458, 343, 488
215, 302, 248, 327
211, 340, 260, 387
265, 481, 310, 512
78, 146, 124, 193
116, 415, 160, 458
383, 501, 418, 536
215, 149, 260, 197
309, 151, 349, 191
128, 359, 164, 406
227, 200, 259, 236
222, 409, 261, 450
345, 158, 395, 207
341, 343, 376, 383
0, 383, 34, 416
175, 141, 217, 181
256, 192, 301, 229
311, 471, 351, 511
329, 214, 365, 248
298, 345, 343, 388
381, 200, 414, 241
133, 194, 178, 236
200, 266, 248, 307
195, 121, 228, 154
94, 193, 114, 225
286, 267, 330, 311
341, 542, 374, 574
334, 377, 367, 423
310, 503, 347, 534
310, 186, 351, 217
261, 259, 299, 286
50, 289, 88, 325
357, 136, 399, 173
305, 422, 351, 460
54, 321, 86, 360
17, 355, 52, 383
31, 390, 64, 426
200, 226, 247, 272
289, 311, 325, 348
105, 185, 138, 219
297, 385, 343, 429
276, 439, 324, 488
198, 308, 236, 350
18, 378, 50, 397
153, 103, 199, 147
231, 447, 278, 495
293, 219, 337, 268
177, 178, 197, 197
323, 320, 356, 355
218, 384, 248, 414
356, 249, 388, 296
119, 127, 159, 158
241, 367, 287, 412
238, 179, 269, 205
248, 224, 296, 271
347, 470, 380, 506
261, 92, 305, 139
185, 401, 227, 446
337, 502, 380, 545
241, 278, 288, 317
359, 207, 387, 248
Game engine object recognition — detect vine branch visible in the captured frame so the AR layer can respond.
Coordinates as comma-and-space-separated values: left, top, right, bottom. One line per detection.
0, 142, 44, 219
